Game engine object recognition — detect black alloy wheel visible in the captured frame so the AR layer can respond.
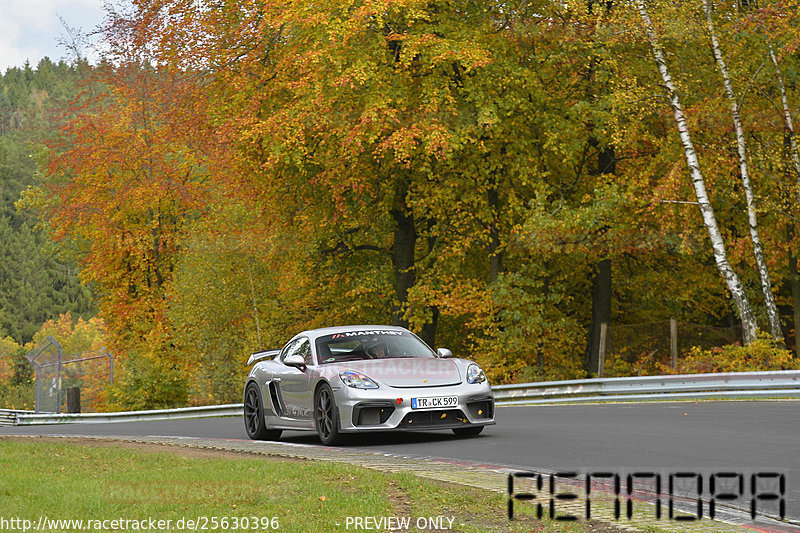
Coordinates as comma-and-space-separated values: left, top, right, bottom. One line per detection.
244, 382, 282, 441
315, 383, 343, 445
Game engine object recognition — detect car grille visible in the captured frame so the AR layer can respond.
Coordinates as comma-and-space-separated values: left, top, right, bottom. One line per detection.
399, 409, 468, 427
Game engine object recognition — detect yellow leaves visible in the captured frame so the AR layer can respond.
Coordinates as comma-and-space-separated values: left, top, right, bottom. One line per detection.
29, 0, 798, 409
0, 337, 21, 383
664, 333, 797, 375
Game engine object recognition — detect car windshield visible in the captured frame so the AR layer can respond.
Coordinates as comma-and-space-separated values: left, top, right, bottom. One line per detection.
315, 330, 435, 364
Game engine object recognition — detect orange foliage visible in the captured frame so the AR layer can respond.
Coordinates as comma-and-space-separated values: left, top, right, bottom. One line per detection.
41, 61, 218, 352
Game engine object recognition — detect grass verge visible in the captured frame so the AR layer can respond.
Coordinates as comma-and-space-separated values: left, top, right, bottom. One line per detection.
0, 438, 618, 533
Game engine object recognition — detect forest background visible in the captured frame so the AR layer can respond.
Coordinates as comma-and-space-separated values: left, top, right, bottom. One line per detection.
1, 0, 800, 411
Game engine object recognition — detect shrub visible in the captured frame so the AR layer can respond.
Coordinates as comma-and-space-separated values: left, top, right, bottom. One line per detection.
661, 333, 798, 375
0, 380, 34, 410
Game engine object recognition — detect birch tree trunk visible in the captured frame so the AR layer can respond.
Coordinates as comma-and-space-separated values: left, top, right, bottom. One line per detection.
704, 0, 782, 341
768, 46, 800, 197
768, 45, 800, 353
634, 0, 758, 344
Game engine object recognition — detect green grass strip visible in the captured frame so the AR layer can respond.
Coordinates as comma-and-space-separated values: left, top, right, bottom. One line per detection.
0, 439, 595, 533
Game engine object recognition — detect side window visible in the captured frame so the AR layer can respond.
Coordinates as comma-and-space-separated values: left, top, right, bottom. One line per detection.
280, 338, 313, 365
295, 339, 313, 365
280, 339, 302, 362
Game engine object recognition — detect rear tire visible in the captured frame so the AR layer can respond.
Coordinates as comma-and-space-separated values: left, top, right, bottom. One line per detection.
244, 382, 282, 441
315, 383, 343, 445
452, 426, 484, 437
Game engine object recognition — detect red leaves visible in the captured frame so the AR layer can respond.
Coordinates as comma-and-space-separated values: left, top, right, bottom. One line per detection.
42, 61, 217, 343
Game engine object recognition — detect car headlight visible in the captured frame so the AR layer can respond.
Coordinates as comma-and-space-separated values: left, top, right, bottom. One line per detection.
339, 370, 379, 389
466, 364, 486, 384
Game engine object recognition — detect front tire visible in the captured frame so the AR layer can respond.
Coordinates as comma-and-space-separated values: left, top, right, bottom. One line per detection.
452, 426, 484, 437
315, 383, 343, 445
244, 382, 282, 441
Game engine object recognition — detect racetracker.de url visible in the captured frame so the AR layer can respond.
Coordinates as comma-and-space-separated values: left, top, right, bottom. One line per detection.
0, 516, 281, 531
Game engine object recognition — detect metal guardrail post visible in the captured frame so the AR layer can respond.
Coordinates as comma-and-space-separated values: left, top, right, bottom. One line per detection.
598, 323, 607, 378
66, 387, 81, 414
670, 318, 678, 370
57, 342, 63, 414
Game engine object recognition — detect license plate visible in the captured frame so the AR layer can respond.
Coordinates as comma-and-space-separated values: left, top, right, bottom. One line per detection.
411, 396, 458, 409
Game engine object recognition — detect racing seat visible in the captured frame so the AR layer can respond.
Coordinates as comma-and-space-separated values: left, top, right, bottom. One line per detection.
317, 343, 332, 362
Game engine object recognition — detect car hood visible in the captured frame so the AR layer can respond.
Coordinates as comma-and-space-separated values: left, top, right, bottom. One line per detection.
332, 358, 463, 388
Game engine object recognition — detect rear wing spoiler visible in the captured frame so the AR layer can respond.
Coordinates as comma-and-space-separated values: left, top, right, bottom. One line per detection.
247, 349, 280, 366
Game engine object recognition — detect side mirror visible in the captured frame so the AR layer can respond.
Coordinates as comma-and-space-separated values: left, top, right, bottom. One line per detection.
284, 354, 307, 371
437, 348, 453, 358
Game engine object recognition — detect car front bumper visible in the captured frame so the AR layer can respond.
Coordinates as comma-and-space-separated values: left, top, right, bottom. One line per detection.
331, 382, 495, 432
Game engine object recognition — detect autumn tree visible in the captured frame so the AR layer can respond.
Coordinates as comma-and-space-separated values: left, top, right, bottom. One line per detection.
28, 26, 218, 406
25, 0, 800, 405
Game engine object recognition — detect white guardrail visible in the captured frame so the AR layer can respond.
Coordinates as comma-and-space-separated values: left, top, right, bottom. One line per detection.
10, 404, 242, 426
5, 370, 800, 425
0, 409, 33, 426
491, 369, 800, 405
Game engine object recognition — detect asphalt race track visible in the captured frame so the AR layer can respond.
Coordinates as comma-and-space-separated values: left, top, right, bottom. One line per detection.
3, 401, 799, 527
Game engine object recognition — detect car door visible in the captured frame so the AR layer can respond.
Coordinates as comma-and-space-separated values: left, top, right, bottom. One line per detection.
277, 337, 315, 424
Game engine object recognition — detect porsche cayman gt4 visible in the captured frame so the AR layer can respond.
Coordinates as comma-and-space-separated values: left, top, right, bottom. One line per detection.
243, 325, 495, 445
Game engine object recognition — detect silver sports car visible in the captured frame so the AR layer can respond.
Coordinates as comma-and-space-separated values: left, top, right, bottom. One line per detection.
243, 325, 495, 444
